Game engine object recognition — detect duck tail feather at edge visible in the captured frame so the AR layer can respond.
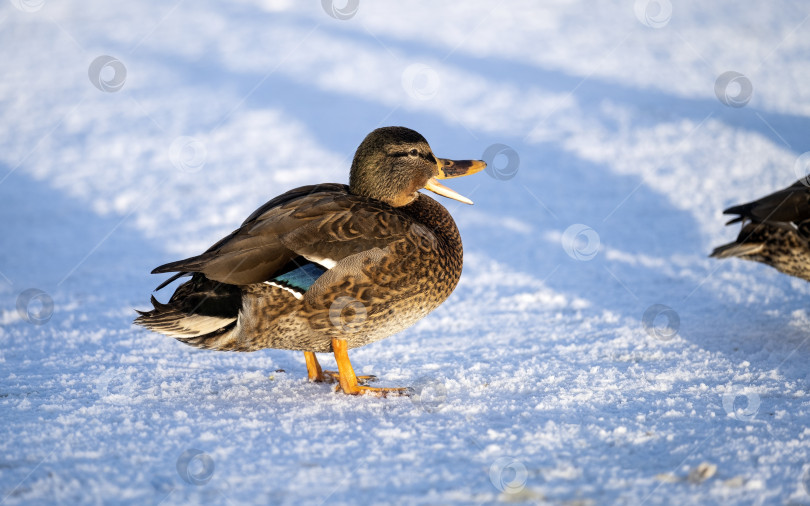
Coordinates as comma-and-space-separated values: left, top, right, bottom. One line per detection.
709, 241, 765, 259
134, 276, 252, 352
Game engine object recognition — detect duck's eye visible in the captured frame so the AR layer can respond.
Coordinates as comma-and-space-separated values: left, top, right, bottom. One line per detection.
409, 149, 419, 157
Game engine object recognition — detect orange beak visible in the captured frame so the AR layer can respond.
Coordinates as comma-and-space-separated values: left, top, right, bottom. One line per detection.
424, 158, 487, 205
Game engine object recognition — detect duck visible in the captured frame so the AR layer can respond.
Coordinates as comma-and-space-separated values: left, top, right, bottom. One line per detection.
135, 126, 486, 396
711, 178, 810, 281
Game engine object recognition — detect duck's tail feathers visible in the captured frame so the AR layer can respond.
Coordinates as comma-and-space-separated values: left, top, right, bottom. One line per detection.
154, 271, 190, 291
134, 275, 250, 351
709, 241, 765, 259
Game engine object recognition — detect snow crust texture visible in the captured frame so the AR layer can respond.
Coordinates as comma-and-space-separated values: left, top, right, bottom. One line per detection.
2, 1, 810, 504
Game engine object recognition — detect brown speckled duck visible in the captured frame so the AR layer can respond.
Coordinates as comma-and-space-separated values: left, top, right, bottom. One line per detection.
135, 126, 486, 396
711, 179, 810, 281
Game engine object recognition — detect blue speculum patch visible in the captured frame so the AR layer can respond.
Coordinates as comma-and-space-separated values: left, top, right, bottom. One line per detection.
273, 262, 327, 292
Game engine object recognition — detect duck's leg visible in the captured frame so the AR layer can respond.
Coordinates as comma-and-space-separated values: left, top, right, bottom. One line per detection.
304, 351, 324, 382
331, 338, 408, 397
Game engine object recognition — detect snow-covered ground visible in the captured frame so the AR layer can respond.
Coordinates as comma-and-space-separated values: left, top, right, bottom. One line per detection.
2, 0, 810, 504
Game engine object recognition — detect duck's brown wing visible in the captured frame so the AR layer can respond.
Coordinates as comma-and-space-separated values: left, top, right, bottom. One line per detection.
712, 179, 810, 260
723, 179, 810, 227
152, 183, 416, 287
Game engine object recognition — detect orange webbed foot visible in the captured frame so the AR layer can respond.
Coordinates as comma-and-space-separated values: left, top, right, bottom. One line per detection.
334, 384, 410, 397
323, 370, 377, 385
330, 338, 409, 397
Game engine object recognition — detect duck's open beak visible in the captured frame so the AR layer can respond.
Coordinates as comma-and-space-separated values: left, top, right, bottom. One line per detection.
424, 159, 487, 205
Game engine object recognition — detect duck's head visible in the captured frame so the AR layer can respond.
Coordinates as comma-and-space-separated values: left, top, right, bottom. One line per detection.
349, 126, 486, 207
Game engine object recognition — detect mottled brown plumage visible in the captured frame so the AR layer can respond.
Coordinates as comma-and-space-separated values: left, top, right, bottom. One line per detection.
134, 126, 486, 395
711, 179, 810, 281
